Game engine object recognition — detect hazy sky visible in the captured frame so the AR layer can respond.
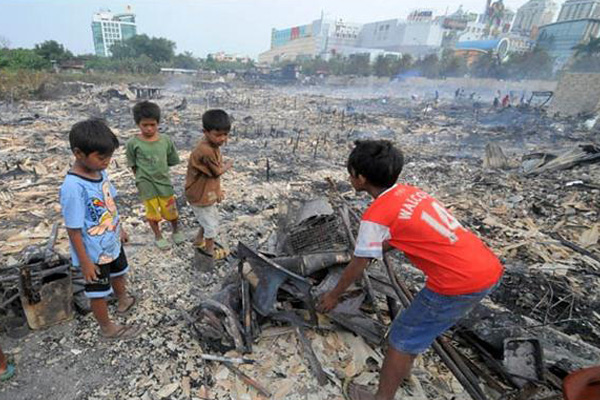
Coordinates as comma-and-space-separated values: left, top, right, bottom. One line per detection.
1, 0, 550, 58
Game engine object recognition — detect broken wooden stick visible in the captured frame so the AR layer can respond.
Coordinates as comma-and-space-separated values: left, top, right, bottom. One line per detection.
224, 362, 272, 398
339, 205, 385, 325
294, 326, 328, 385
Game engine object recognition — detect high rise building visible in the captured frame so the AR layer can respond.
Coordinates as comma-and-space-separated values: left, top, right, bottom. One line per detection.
537, 19, 600, 66
91, 8, 137, 57
258, 12, 446, 64
512, 0, 557, 37
536, 0, 600, 67
557, 0, 600, 22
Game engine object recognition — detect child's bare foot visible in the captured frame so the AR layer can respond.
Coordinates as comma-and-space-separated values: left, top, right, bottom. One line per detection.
116, 295, 136, 314
346, 383, 376, 400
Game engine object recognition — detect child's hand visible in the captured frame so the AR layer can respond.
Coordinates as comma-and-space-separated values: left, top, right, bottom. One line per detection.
81, 260, 100, 282
317, 291, 340, 313
120, 229, 129, 244
224, 159, 233, 171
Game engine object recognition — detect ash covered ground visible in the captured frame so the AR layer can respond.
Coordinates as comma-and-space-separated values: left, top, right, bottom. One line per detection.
0, 78, 599, 400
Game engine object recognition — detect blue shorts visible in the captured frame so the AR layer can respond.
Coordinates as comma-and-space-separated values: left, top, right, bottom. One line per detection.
389, 283, 497, 355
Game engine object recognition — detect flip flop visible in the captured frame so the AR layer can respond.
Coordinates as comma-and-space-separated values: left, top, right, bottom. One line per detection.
101, 325, 143, 341
195, 246, 213, 258
155, 238, 171, 250
0, 364, 15, 382
115, 295, 136, 315
172, 232, 186, 245
213, 247, 230, 261
212, 241, 231, 260
194, 240, 206, 250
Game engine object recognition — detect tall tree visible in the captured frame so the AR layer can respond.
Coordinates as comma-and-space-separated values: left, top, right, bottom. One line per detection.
573, 37, 600, 57
110, 34, 175, 62
571, 37, 600, 72
373, 54, 399, 77
0, 49, 49, 70
346, 53, 371, 76
0, 36, 10, 49
471, 51, 502, 78
34, 40, 73, 62
414, 54, 440, 78
440, 49, 468, 77
504, 47, 553, 79
173, 51, 200, 69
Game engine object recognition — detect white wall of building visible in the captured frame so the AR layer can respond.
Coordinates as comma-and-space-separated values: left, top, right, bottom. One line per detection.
557, 0, 600, 21
512, 0, 557, 36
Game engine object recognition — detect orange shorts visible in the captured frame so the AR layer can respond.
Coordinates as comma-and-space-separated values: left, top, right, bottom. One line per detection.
143, 196, 178, 222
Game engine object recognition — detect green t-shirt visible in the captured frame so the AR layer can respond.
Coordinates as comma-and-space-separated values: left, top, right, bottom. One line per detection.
125, 135, 180, 200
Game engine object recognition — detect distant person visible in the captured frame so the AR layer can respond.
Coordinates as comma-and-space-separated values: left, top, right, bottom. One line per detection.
493, 96, 500, 108
126, 101, 183, 250
318, 140, 503, 400
454, 88, 460, 98
60, 119, 141, 340
0, 345, 15, 381
185, 109, 233, 261
502, 94, 510, 107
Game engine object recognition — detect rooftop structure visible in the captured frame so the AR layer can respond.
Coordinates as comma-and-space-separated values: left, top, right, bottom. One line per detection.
557, 0, 600, 22
512, 0, 557, 37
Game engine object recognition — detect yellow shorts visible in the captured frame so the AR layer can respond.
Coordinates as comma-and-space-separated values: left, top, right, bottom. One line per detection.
143, 196, 178, 222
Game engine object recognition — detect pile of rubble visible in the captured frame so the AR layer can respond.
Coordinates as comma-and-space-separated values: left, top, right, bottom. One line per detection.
0, 78, 598, 400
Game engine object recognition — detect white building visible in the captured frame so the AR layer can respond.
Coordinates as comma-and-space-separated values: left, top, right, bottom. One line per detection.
321, 19, 364, 57
512, 0, 557, 37
91, 9, 137, 57
557, 0, 600, 21
359, 18, 445, 58
459, 19, 489, 41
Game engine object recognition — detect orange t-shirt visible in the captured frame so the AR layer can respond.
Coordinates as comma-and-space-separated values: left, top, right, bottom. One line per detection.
354, 184, 503, 295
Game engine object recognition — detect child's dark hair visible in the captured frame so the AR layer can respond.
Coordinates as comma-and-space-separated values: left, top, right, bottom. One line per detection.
69, 119, 119, 155
132, 101, 161, 124
202, 109, 231, 132
347, 140, 404, 188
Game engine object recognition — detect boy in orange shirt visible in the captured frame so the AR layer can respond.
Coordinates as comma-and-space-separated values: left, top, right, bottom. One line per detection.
185, 109, 233, 259
318, 140, 503, 400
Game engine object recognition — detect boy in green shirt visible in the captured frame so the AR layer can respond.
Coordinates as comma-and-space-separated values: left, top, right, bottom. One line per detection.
126, 101, 183, 249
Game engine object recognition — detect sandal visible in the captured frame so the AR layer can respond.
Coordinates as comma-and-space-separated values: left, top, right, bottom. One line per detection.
115, 295, 136, 315
0, 364, 15, 382
101, 325, 143, 341
172, 232, 186, 245
155, 238, 171, 250
213, 247, 230, 260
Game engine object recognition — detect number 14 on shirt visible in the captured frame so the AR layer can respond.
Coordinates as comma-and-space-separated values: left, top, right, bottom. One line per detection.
421, 201, 463, 244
